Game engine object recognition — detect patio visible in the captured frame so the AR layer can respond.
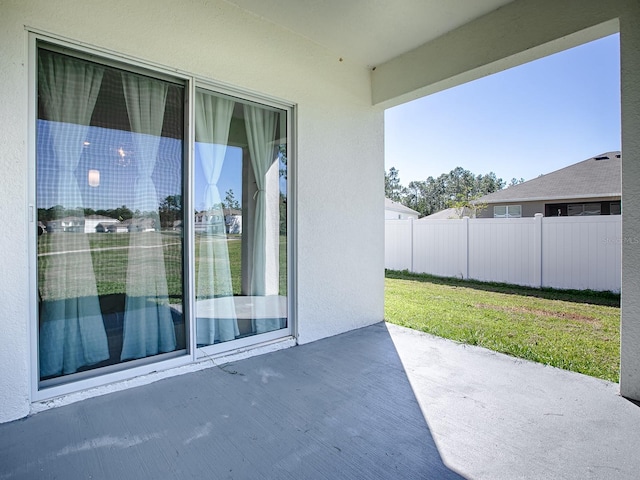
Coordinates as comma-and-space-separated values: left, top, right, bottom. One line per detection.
1, 322, 639, 479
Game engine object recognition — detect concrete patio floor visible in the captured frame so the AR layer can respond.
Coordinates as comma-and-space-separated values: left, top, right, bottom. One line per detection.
1, 322, 639, 479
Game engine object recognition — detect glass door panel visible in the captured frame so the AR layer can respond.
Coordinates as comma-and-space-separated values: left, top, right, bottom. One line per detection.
36, 46, 186, 384
194, 88, 288, 347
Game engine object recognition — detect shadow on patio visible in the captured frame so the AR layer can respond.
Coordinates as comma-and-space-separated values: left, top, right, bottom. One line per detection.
0, 323, 463, 480
3, 322, 640, 479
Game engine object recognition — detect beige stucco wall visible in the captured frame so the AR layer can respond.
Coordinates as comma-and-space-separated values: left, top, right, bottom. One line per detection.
0, 0, 384, 422
374, 0, 640, 399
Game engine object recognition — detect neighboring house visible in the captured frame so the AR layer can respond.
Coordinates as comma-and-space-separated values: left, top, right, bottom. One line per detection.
195, 208, 241, 234
385, 198, 420, 220
100, 218, 155, 233
195, 211, 226, 234
85, 215, 119, 233
474, 152, 621, 218
420, 206, 476, 220
46, 216, 84, 233
2, 1, 640, 425
48, 215, 124, 233
103, 222, 129, 234
126, 218, 156, 232
224, 208, 243, 234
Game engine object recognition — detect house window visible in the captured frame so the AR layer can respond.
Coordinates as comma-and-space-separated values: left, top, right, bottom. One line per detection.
567, 203, 601, 216
610, 202, 621, 215
493, 205, 521, 218
35, 41, 289, 389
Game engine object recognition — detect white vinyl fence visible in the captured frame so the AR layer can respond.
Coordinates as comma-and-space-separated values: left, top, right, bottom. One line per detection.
385, 214, 621, 292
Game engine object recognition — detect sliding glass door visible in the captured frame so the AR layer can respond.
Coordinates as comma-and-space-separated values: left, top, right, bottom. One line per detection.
194, 88, 288, 348
36, 46, 186, 383
34, 41, 290, 390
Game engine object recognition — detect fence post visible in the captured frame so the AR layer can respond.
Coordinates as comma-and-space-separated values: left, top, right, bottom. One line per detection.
410, 217, 414, 273
533, 213, 543, 287
463, 216, 469, 279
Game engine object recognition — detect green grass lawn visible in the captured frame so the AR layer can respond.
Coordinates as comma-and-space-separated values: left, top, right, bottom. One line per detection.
385, 270, 621, 382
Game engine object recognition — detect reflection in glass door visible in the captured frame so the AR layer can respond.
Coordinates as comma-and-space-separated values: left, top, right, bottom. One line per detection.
34, 43, 291, 389
36, 46, 186, 384
194, 89, 288, 347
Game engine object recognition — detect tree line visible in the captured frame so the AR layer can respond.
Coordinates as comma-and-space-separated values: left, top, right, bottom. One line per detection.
385, 166, 524, 217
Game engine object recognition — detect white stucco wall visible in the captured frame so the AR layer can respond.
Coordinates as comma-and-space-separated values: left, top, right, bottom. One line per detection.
0, 0, 384, 423
618, 3, 640, 400
374, 0, 640, 399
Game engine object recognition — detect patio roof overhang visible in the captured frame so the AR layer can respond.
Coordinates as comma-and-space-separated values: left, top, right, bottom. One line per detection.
224, 0, 516, 69
225, 0, 625, 109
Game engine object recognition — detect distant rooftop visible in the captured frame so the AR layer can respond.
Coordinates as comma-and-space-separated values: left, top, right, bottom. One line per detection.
385, 197, 420, 215
420, 206, 475, 220
476, 151, 621, 204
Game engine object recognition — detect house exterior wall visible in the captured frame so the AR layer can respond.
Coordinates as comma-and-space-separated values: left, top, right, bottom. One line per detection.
476, 202, 546, 218
619, 2, 640, 400
518, 202, 543, 218
476, 197, 621, 218
0, 0, 384, 423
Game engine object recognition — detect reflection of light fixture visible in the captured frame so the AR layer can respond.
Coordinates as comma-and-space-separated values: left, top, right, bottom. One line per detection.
116, 146, 130, 167
88, 169, 100, 187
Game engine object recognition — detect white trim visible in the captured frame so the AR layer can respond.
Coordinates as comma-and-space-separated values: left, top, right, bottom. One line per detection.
482, 194, 621, 204
30, 30, 191, 83
287, 104, 299, 340
33, 352, 192, 402
27, 31, 40, 405
196, 329, 292, 358
190, 75, 295, 112
185, 76, 197, 364
493, 205, 522, 218
31, 335, 295, 410
27, 27, 295, 110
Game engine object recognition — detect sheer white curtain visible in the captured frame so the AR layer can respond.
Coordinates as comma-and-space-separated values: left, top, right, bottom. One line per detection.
244, 105, 285, 333
38, 51, 110, 376
120, 73, 176, 360
244, 105, 278, 296
195, 91, 239, 344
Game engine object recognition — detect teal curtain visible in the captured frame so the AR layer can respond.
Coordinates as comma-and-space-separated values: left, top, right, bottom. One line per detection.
38, 50, 109, 377
120, 73, 176, 360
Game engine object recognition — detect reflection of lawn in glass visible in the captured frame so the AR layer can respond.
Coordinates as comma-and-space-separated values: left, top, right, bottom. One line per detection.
196, 234, 287, 297
37, 232, 287, 300
38, 232, 183, 300
196, 234, 241, 297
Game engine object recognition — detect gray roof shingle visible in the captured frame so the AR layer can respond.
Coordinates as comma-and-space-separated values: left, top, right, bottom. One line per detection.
476, 151, 621, 204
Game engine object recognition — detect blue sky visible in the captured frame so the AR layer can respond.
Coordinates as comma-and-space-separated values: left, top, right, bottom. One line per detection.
384, 33, 621, 186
